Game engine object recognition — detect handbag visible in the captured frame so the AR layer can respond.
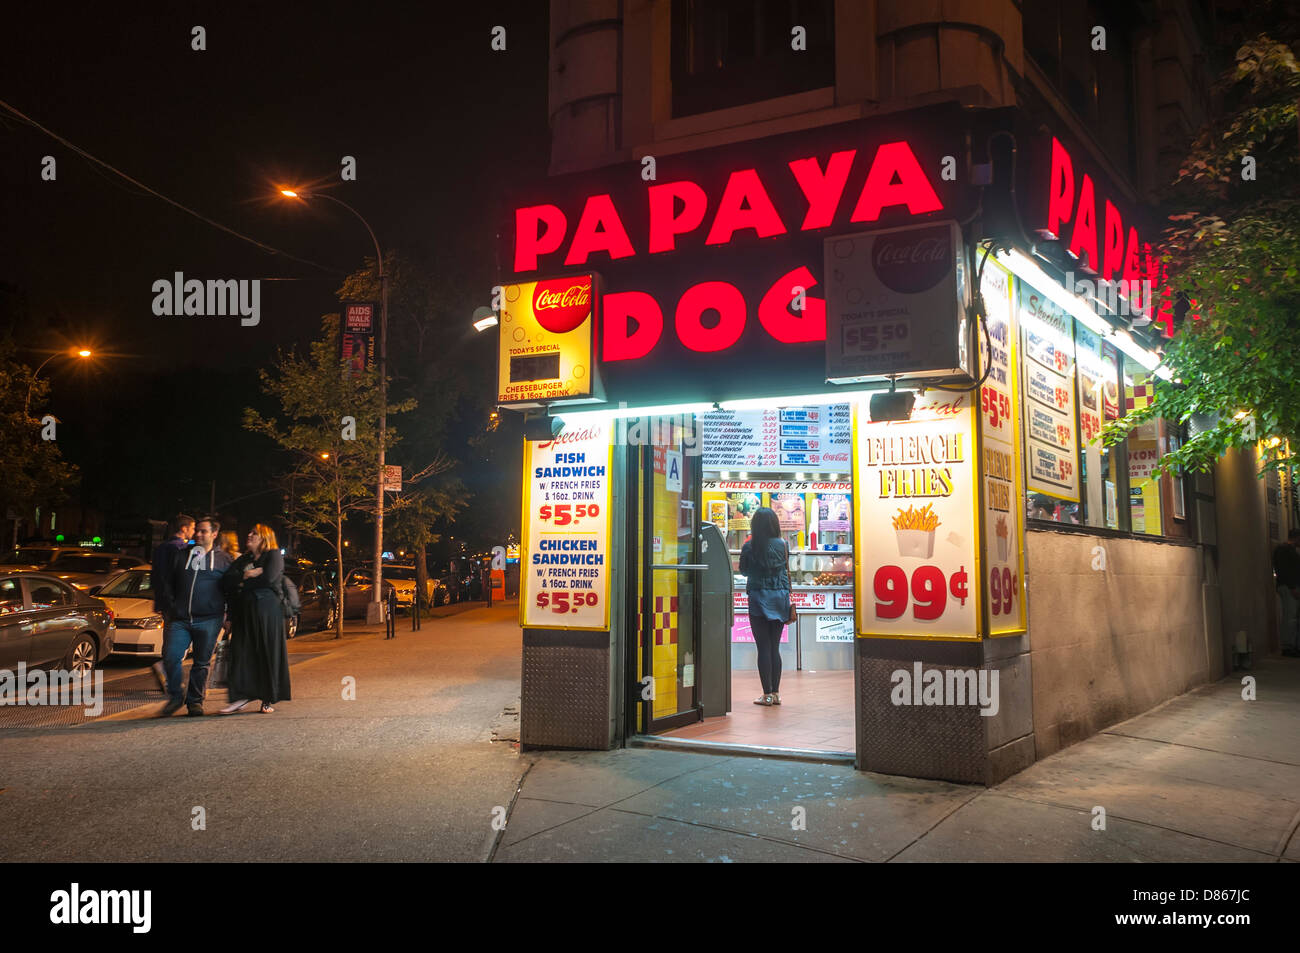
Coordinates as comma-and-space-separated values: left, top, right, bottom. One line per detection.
786, 598, 798, 625
209, 637, 229, 689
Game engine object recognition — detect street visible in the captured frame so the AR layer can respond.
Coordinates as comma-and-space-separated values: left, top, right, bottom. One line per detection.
0, 604, 525, 862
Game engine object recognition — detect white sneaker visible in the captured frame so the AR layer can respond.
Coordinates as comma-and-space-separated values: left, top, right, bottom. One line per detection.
220, 699, 251, 714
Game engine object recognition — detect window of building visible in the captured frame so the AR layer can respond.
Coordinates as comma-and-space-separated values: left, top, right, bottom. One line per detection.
1022, 0, 1138, 177
671, 0, 835, 118
1020, 277, 1188, 539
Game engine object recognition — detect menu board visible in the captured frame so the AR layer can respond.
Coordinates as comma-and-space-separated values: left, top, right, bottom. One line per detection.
520, 422, 613, 630
853, 393, 979, 640
698, 405, 852, 472
1019, 280, 1079, 501
977, 259, 1026, 635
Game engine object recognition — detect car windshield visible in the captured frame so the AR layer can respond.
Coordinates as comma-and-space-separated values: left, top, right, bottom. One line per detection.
4, 549, 52, 565
100, 571, 151, 598
48, 555, 117, 573
384, 567, 416, 580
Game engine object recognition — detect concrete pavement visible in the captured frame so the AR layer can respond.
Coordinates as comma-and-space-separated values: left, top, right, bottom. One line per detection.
492, 658, 1300, 862
0, 603, 526, 862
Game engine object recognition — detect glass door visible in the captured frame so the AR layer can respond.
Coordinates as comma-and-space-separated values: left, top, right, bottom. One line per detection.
639, 418, 703, 733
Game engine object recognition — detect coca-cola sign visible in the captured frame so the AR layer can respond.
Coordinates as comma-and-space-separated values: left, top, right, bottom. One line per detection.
871, 225, 952, 294
532, 277, 592, 334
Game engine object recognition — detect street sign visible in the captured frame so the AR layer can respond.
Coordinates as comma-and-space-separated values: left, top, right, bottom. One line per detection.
383, 465, 402, 492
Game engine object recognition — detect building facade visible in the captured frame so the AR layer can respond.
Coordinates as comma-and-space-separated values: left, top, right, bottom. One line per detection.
500, 0, 1285, 784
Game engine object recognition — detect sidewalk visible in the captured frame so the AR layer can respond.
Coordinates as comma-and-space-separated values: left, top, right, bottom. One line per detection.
492, 658, 1300, 862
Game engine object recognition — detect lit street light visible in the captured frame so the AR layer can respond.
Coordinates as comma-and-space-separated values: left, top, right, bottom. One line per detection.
281, 187, 390, 624
25, 347, 93, 419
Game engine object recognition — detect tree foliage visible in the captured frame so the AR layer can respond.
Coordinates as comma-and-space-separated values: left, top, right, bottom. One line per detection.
0, 345, 79, 530
1103, 34, 1300, 475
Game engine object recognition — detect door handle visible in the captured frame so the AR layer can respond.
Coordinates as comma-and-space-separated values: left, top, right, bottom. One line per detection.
651, 564, 709, 571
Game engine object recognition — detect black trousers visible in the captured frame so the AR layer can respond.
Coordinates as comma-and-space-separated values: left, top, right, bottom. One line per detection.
749, 615, 785, 694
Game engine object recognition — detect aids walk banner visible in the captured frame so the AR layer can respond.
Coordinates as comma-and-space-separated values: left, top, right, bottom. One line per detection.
521, 421, 613, 630
852, 392, 980, 640
977, 258, 1026, 635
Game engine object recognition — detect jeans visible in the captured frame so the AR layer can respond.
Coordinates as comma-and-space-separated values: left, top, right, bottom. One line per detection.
162, 616, 223, 707
1280, 587, 1300, 651
749, 614, 785, 695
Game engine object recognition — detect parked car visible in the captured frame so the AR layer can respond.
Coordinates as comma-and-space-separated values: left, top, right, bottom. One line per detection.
340, 567, 398, 619
92, 567, 164, 657
1, 544, 96, 571
282, 564, 337, 637
380, 564, 419, 609
0, 571, 114, 672
42, 552, 147, 591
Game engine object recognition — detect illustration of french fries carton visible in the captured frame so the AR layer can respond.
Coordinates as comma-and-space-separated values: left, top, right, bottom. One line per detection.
893, 504, 940, 558
995, 515, 1009, 561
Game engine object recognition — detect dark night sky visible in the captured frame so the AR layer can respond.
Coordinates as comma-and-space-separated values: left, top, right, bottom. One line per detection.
2, 2, 549, 542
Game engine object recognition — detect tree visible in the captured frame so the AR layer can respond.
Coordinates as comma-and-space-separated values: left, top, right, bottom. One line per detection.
1103, 32, 1300, 476
243, 314, 411, 637
386, 480, 466, 606
0, 345, 79, 543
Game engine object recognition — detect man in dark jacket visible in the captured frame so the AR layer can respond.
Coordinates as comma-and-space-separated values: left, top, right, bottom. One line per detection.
1274, 529, 1300, 657
158, 517, 232, 716
149, 514, 194, 690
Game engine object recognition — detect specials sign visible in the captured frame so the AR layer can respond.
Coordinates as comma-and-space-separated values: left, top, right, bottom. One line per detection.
520, 422, 613, 630
852, 392, 979, 640
497, 274, 599, 407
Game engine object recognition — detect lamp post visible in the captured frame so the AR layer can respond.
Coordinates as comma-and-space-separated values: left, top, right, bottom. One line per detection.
281, 189, 389, 623
24, 348, 92, 420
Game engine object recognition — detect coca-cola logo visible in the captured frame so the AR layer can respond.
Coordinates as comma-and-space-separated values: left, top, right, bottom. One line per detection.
872, 226, 951, 295
532, 277, 592, 333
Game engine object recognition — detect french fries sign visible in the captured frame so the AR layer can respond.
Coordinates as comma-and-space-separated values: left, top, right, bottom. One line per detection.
852, 394, 980, 640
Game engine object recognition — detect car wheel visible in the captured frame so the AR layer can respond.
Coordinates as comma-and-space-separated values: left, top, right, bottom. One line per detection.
65, 634, 98, 673
286, 614, 299, 640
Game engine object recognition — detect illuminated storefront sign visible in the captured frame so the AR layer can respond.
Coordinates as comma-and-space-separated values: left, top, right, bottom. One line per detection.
501, 104, 974, 406
497, 274, 599, 407
852, 393, 981, 641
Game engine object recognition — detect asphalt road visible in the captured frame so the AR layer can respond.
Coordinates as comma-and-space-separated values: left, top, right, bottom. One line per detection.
0, 604, 525, 862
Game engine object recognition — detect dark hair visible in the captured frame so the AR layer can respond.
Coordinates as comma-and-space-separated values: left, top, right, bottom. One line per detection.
197, 516, 221, 534
169, 513, 195, 535
750, 506, 781, 546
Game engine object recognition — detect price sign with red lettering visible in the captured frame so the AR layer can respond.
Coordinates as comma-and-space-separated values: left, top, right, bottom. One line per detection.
520, 420, 613, 630
979, 258, 1026, 634
1019, 278, 1079, 502
853, 394, 980, 640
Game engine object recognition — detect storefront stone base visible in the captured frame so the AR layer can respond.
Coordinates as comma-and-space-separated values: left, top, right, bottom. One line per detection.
520, 628, 613, 750
855, 635, 1035, 786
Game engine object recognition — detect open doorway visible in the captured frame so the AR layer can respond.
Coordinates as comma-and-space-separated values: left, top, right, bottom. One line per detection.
630, 404, 855, 755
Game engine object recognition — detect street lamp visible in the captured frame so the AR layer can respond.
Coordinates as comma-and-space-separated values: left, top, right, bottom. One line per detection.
281, 188, 390, 624
25, 347, 93, 419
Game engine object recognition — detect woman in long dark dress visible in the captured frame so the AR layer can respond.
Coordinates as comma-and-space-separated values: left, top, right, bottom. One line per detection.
220, 523, 291, 714
738, 507, 793, 707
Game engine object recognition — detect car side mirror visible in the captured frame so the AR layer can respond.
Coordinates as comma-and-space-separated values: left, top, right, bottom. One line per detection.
88, 586, 102, 596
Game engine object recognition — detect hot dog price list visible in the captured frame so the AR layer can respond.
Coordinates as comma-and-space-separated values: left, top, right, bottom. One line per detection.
522, 423, 612, 629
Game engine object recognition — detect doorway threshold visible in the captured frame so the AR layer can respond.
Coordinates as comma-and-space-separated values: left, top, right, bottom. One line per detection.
629, 734, 855, 766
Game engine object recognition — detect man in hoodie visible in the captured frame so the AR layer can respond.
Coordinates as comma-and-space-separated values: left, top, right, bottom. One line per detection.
149, 514, 194, 690
158, 517, 232, 717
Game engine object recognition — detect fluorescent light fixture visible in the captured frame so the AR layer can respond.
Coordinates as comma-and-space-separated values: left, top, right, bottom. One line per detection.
828, 473, 839, 481
719, 391, 873, 411
795, 473, 806, 480
719, 470, 730, 479
556, 401, 715, 425
996, 247, 1171, 380
739, 472, 749, 479
473, 315, 498, 332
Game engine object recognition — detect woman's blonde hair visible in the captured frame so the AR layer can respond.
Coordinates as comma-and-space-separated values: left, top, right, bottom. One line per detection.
220, 531, 240, 559
249, 523, 278, 555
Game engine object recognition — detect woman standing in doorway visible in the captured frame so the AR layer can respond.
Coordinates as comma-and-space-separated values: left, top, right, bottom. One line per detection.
220, 524, 291, 714
739, 506, 792, 707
